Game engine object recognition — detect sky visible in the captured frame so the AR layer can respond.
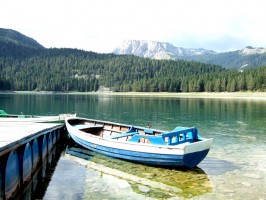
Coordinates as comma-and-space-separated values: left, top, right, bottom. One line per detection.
1, 0, 266, 53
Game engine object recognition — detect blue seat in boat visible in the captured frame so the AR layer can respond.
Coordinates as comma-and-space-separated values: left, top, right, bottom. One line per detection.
144, 129, 154, 135
128, 135, 166, 145
107, 131, 139, 139
105, 126, 139, 139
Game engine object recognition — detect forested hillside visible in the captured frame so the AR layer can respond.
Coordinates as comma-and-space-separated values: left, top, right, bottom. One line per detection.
0, 28, 44, 49
0, 29, 265, 93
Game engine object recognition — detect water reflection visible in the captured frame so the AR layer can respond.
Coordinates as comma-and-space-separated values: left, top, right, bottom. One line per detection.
65, 144, 212, 199
14, 141, 66, 200
2, 94, 265, 131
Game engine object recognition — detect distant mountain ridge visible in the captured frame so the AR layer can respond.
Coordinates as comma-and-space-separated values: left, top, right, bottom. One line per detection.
1, 28, 266, 69
113, 40, 217, 59
113, 40, 266, 69
239, 46, 266, 55
0, 28, 44, 49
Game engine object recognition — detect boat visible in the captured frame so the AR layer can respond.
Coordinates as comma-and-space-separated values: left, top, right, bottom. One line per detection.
65, 117, 213, 168
0, 110, 76, 123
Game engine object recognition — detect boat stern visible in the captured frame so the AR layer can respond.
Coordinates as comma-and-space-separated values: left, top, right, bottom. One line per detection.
183, 138, 213, 168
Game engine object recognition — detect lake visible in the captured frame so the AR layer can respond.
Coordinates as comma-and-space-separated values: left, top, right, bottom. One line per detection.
1, 93, 266, 199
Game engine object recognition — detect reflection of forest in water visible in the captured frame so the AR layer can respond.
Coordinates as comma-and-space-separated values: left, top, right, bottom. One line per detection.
6, 94, 266, 134
66, 145, 212, 199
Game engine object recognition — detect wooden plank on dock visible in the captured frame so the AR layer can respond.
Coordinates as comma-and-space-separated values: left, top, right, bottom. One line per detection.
0, 122, 62, 153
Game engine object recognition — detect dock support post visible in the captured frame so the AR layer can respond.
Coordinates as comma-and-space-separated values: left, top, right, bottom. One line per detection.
5, 150, 20, 199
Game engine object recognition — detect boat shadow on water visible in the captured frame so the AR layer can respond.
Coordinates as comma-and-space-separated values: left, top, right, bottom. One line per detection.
198, 157, 241, 176
65, 143, 213, 199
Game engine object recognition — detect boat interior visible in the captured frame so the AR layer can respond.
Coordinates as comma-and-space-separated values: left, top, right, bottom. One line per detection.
68, 118, 200, 146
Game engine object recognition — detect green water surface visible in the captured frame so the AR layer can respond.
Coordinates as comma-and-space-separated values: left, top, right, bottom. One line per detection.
1, 93, 265, 199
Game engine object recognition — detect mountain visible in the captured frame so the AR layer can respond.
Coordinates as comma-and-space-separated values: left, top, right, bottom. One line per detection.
0, 28, 44, 49
239, 46, 266, 55
0, 28, 265, 93
113, 40, 266, 69
113, 40, 217, 60
188, 46, 266, 69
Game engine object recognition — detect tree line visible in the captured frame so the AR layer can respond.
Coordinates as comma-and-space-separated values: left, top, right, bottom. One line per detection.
115, 67, 265, 92
0, 42, 265, 92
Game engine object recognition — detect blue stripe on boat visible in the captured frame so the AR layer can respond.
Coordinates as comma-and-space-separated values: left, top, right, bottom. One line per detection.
69, 132, 209, 167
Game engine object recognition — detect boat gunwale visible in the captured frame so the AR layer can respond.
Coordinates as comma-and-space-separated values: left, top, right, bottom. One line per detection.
67, 117, 169, 135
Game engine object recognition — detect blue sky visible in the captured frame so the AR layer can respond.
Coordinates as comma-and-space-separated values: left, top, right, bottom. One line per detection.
1, 0, 266, 53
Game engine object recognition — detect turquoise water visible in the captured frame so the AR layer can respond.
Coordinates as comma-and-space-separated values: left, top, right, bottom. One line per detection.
1, 93, 266, 199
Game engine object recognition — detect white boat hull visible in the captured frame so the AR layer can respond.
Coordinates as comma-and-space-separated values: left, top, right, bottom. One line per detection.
66, 117, 213, 168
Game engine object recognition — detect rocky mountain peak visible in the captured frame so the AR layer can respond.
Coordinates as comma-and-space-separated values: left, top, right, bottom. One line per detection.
113, 40, 217, 60
239, 46, 266, 55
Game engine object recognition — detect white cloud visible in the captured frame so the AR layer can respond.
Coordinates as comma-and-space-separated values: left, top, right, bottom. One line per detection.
1, 0, 266, 52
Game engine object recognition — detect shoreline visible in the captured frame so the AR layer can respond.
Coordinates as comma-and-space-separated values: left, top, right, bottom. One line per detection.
1, 91, 266, 100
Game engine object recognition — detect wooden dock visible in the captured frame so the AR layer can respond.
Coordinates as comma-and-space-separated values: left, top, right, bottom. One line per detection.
0, 122, 62, 150
0, 121, 64, 199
